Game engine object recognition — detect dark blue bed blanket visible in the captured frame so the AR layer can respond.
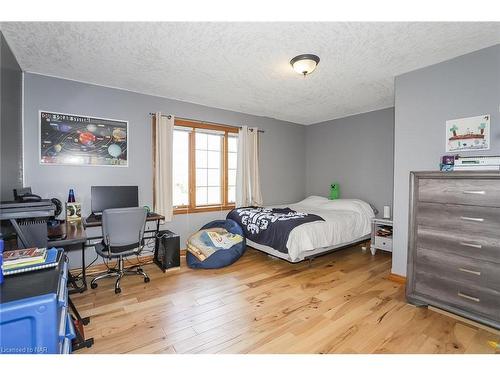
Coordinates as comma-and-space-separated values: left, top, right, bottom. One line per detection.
227, 207, 324, 253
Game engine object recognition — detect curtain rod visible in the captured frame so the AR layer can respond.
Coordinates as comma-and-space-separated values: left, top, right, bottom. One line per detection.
149, 113, 265, 133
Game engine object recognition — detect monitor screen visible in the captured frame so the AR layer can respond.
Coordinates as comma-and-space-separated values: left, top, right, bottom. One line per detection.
91, 186, 139, 214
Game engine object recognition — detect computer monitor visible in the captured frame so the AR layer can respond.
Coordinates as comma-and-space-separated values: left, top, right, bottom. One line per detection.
91, 186, 139, 214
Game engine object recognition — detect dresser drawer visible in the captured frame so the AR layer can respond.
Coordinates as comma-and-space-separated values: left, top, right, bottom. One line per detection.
414, 270, 500, 321
374, 236, 392, 251
417, 202, 500, 237
418, 178, 500, 207
416, 226, 500, 264
415, 247, 500, 292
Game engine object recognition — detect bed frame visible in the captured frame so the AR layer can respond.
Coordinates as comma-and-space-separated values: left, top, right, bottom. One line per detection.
247, 234, 371, 266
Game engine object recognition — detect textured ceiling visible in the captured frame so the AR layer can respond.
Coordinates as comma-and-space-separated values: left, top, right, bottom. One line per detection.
1, 22, 499, 125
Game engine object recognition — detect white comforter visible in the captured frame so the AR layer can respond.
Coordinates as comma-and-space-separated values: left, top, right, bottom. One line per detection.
277, 196, 375, 261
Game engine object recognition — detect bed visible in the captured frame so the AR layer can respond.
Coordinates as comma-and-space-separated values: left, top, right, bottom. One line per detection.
226, 196, 375, 263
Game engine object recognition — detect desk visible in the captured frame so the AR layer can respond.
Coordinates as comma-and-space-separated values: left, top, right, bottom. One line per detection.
83, 212, 165, 241
46, 213, 165, 293
48, 221, 88, 293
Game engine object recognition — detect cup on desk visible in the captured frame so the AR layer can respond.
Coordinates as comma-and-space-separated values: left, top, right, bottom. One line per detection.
66, 202, 82, 222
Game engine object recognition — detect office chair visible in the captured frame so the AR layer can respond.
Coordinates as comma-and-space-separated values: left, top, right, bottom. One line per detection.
90, 207, 150, 294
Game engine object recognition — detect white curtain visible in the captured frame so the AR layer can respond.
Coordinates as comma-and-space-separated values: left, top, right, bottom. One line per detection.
154, 113, 174, 221
236, 126, 263, 207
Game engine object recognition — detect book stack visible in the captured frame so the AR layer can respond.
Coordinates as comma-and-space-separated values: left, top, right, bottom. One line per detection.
376, 225, 393, 238
2, 247, 60, 276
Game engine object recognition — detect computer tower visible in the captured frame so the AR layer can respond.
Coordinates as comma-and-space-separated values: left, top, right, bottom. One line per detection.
153, 230, 180, 272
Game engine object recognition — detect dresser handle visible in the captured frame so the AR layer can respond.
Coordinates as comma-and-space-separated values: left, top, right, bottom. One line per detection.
457, 292, 480, 303
460, 216, 484, 222
462, 190, 486, 195
458, 267, 481, 276
459, 242, 482, 249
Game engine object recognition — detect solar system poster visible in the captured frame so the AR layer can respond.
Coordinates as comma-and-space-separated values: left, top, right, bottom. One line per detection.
40, 111, 128, 167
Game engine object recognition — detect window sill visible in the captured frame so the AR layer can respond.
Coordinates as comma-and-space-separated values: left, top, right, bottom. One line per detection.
173, 205, 236, 215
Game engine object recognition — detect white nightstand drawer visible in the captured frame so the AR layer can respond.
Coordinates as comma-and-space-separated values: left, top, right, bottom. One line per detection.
374, 237, 392, 251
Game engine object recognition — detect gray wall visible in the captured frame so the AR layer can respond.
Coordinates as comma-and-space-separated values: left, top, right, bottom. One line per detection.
23, 73, 306, 268
393, 44, 500, 276
0, 32, 23, 201
305, 107, 395, 214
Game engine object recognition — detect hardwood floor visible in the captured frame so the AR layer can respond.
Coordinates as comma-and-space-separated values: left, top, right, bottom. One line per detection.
72, 246, 500, 354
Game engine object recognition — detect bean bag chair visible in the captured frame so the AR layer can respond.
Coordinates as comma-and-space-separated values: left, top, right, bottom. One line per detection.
186, 219, 246, 269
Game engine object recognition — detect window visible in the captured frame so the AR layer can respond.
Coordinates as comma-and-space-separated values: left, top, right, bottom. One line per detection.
172, 119, 238, 214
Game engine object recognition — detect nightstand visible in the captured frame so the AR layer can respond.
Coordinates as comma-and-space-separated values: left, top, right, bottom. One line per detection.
370, 218, 393, 255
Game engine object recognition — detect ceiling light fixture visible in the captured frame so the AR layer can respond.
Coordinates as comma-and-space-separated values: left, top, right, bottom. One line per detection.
290, 54, 320, 76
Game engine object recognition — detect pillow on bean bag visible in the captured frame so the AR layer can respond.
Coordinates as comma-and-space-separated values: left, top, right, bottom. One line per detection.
186, 219, 246, 269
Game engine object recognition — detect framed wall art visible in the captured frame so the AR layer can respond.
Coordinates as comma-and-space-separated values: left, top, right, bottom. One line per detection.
446, 114, 490, 152
40, 110, 128, 166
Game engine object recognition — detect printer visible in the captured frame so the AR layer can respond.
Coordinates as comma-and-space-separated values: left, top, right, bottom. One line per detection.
0, 199, 55, 248
454, 155, 500, 171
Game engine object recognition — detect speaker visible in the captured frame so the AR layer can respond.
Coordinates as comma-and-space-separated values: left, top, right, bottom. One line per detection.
153, 230, 180, 272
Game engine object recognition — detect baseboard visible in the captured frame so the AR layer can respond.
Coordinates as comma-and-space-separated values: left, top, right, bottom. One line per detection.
70, 254, 154, 276
388, 272, 407, 284
71, 250, 187, 276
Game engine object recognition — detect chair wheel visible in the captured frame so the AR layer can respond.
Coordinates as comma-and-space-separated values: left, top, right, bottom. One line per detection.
115, 287, 121, 294
90, 282, 98, 289
144, 277, 150, 283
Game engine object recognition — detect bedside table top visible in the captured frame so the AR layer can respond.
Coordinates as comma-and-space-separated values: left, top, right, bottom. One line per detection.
372, 217, 393, 226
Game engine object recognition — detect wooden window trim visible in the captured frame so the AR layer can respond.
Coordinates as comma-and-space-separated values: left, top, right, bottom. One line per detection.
174, 118, 239, 134
173, 204, 236, 215
152, 118, 237, 215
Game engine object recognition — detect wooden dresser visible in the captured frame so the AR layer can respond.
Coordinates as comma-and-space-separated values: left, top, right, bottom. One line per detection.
406, 171, 500, 330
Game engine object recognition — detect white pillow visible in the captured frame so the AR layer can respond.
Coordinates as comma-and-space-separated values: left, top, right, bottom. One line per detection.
294, 195, 329, 208
296, 196, 375, 218
326, 199, 375, 218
